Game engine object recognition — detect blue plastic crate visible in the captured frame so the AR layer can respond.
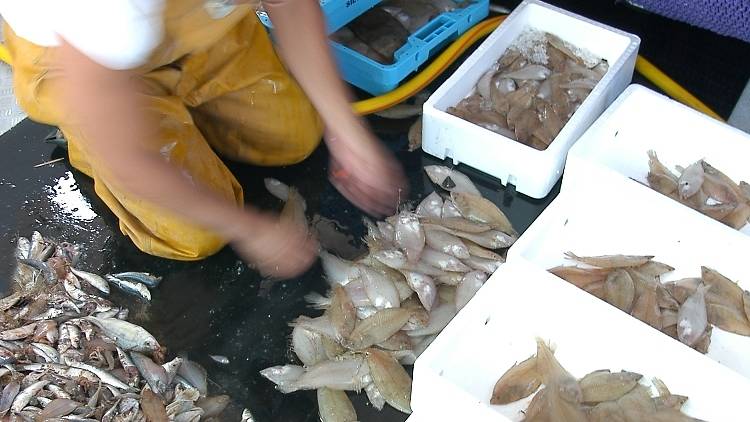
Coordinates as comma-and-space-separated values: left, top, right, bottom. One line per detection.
332, 0, 490, 95
256, 0, 383, 34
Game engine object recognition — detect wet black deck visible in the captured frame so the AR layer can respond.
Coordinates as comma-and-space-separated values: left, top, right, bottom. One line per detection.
0, 114, 558, 420
1, 2, 748, 420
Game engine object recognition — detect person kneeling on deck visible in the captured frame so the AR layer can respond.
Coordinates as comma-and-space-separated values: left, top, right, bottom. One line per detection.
0, 0, 406, 277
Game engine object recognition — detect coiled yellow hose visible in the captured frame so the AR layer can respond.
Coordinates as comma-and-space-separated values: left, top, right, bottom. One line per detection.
0, 43, 11, 65
352, 15, 724, 121
0, 15, 724, 120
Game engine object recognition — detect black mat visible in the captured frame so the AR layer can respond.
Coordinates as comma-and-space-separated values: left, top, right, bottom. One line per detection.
0, 1, 747, 420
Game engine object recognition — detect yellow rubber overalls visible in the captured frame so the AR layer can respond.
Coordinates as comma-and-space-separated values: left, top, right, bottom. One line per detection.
3, 0, 324, 260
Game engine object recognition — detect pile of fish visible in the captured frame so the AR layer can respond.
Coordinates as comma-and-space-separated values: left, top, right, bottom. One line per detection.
448, 30, 608, 150
646, 151, 750, 229
330, 0, 468, 64
550, 253, 750, 354
1, 232, 233, 421
490, 338, 702, 422
260, 165, 517, 420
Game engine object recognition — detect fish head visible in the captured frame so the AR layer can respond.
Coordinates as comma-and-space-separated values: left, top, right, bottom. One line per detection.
678, 179, 699, 199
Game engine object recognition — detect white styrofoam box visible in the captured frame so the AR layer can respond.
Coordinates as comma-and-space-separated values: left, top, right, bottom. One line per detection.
405, 413, 430, 422
421, 0, 640, 199
412, 262, 750, 422
564, 83, 750, 234
506, 172, 750, 380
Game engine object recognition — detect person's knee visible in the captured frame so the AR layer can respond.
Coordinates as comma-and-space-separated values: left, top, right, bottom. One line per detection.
274, 112, 324, 165
288, 117, 324, 164
164, 226, 228, 260
124, 221, 228, 261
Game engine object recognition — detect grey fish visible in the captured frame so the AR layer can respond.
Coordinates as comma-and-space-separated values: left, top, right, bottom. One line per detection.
196, 395, 230, 418
11, 380, 49, 413
177, 353, 208, 396
84, 317, 160, 352
13, 237, 34, 288
209, 355, 230, 365
30, 342, 60, 363
69, 361, 134, 391
117, 346, 140, 386
0, 291, 22, 312
242, 408, 255, 422
0, 322, 38, 341
162, 355, 183, 384
36, 398, 81, 419
105, 275, 151, 301
349, 8, 410, 63
0, 380, 20, 416
18, 258, 57, 284
112, 271, 162, 288
131, 351, 168, 395
70, 268, 110, 295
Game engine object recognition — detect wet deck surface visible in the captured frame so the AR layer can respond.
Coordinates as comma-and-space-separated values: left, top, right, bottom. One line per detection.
0, 114, 557, 420
1, 2, 748, 419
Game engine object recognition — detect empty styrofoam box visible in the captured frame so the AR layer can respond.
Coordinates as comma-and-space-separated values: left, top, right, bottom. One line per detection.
412, 262, 750, 422
421, 0, 640, 199
564, 83, 750, 234
506, 172, 750, 380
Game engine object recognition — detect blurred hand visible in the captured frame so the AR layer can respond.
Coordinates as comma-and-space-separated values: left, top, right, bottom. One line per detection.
327, 127, 408, 217
232, 214, 318, 279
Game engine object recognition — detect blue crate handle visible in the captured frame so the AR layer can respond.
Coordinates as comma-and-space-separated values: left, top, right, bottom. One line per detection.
394, 16, 461, 68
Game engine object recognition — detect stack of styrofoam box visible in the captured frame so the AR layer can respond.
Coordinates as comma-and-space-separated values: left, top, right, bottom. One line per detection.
563, 84, 750, 236
409, 87, 750, 421
422, 0, 640, 199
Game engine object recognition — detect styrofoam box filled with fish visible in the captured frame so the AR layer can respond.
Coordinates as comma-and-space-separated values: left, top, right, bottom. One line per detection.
422, 0, 640, 199
506, 171, 750, 380
411, 261, 750, 421
564, 84, 750, 235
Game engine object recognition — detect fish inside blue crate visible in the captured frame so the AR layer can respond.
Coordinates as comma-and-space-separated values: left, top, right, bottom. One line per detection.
330, 0, 468, 64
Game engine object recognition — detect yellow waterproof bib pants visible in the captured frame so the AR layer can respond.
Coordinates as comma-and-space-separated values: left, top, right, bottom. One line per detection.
4, 1, 323, 260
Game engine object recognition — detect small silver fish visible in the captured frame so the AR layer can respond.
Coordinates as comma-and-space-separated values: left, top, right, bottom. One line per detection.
105, 275, 151, 301
130, 352, 168, 395
112, 271, 162, 288
84, 317, 160, 352
209, 355, 230, 365
70, 267, 110, 295
242, 408, 255, 422
177, 353, 208, 396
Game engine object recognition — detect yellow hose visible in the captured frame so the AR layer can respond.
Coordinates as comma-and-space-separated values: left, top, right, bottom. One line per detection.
0, 15, 724, 120
634, 55, 723, 120
352, 16, 724, 121
353, 15, 507, 115
0, 43, 11, 66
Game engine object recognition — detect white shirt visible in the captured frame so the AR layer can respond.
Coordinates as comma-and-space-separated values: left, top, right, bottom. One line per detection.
1, 0, 166, 70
